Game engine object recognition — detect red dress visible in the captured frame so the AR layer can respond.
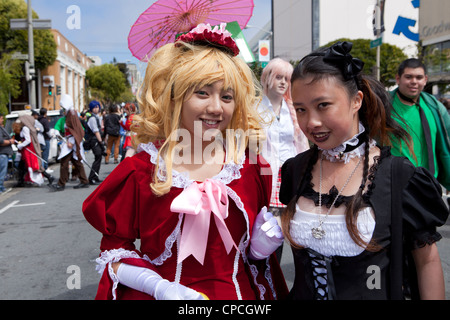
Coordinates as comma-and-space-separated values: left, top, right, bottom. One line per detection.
120, 115, 134, 150
83, 142, 288, 300
21, 144, 40, 175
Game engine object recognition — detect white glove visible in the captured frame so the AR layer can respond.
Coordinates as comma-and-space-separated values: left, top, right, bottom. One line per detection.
116, 263, 206, 300
249, 206, 284, 260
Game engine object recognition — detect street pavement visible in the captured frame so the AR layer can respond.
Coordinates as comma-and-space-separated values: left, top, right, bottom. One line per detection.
0, 151, 448, 300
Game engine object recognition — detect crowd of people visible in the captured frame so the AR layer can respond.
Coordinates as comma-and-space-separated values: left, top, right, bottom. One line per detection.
0, 95, 137, 193
1, 21, 449, 300
81, 22, 449, 301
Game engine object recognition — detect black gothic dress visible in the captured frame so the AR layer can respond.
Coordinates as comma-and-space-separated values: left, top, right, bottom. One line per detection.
280, 147, 449, 300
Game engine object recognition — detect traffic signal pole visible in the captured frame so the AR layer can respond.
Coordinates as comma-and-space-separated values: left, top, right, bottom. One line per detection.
27, 0, 36, 109
376, 0, 381, 81
11, 0, 51, 110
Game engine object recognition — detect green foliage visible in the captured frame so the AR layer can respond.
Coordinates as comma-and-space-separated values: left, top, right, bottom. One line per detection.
86, 64, 129, 103
321, 38, 408, 87
249, 61, 264, 83
0, 0, 57, 70
0, 0, 57, 112
0, 53, 22, 114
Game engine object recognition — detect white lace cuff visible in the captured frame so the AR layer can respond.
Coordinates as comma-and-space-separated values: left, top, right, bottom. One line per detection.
95, 248, 141, 274
95, 248, 142, 300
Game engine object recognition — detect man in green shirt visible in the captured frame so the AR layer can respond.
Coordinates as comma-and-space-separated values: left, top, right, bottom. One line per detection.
390, 58, 450, 190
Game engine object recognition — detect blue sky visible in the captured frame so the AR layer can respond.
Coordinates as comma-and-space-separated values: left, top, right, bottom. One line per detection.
30, 0, 271, 66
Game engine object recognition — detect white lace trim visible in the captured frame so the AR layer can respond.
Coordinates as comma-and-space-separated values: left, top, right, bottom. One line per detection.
94, 248, 142, 300
95, 248, 142, 274
233, 234, 246, 300
147, 213, 184, 266
319, 123, 376, 164
227, 186, 276, 300
290, 205, 376, 257
137, 142, 244, 187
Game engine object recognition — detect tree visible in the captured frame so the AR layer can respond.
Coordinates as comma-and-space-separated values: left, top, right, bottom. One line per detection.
320, 38, 408, 87
86, 64, 128, 103
0, 53, 22, 114
249, 61, 264, 84
0, 0, 57, 111
1, 0, 57, 70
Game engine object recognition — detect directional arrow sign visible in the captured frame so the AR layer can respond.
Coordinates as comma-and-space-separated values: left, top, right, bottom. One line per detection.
10, 19, 52, 30
392, 16, 419, 42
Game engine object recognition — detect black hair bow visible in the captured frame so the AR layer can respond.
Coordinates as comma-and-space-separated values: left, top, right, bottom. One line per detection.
323, 41, 364, 81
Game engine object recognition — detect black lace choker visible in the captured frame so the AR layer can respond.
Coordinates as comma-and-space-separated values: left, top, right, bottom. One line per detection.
319, 122, 373, 163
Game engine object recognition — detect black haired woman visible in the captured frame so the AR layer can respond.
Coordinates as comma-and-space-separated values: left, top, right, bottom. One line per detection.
279, 42, 448, 300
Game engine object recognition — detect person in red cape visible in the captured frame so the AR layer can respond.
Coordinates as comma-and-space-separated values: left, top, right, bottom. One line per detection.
13, 115, 54, 186
82, 23, 288, 300
119, 103, 136, 157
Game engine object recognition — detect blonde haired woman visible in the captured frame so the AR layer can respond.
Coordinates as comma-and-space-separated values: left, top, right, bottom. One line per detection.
83, 23, 288, 300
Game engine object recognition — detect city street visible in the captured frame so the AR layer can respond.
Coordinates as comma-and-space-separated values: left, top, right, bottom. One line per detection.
0, 152, 449, 300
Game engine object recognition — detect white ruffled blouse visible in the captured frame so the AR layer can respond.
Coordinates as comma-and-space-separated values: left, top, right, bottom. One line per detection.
290, 204, 376, 257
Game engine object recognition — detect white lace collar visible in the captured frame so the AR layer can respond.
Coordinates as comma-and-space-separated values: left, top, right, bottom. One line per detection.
137, 142, 244, 188
318, 122, 376, 164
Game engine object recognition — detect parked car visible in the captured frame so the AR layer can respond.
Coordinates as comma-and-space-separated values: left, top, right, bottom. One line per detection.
5, 109, 64, 164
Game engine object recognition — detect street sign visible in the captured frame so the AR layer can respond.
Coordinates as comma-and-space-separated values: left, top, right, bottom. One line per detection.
259, 40, 271, 62
42, 75, 55, 88
10, 19, 52, 30
11, 51, 29, 60
370, 37, 383, 48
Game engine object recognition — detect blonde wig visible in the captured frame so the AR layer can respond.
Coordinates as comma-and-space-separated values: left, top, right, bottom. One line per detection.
134, 41, 265, 196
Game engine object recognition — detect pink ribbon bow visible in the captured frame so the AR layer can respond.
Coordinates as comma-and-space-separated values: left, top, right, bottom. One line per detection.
170, 179, 238, 265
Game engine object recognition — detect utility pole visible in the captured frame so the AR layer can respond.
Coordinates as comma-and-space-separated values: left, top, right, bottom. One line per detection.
370, 0, 384, 81
312, 0, 320, 51
10, 0, 51, 110
27, 0, 36, 109
376, 0, 381, 81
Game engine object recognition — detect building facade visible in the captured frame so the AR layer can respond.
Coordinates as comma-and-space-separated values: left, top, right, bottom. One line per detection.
420, 0, 450, 85
39, 29, 91, 112
248, 0, 419, 63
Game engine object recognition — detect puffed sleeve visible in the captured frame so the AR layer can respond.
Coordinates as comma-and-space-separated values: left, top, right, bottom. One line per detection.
401, 163, 449, 250
280, 157, 295, 205
83, 156, 139, 252
82, 154, 158, 300
280, 149, 314, 205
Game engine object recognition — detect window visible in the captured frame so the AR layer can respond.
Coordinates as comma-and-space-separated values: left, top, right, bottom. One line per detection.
423, 40, 450, 75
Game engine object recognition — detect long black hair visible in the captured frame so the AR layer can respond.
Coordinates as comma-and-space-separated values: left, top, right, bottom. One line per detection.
282, 42, 411, 251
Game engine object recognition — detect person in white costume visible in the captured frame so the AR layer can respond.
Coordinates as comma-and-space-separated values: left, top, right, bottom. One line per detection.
49, 94, 89, 191
257, 58, 309, 260
13, 115, 54, 187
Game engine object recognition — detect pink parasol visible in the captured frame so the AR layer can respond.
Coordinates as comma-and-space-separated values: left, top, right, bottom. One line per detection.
128, 0, 254, 61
